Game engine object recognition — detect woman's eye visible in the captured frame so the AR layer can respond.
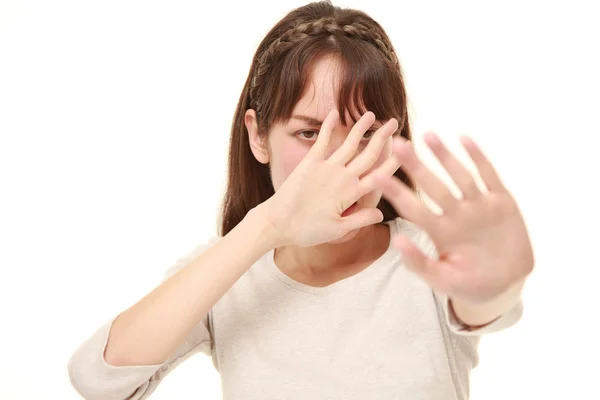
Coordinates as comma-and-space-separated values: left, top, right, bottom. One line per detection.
298, 131, 318, 140
297, 130, 376, 141
362, 130, 375, 139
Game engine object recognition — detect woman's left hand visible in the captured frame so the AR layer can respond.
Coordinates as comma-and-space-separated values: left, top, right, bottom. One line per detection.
374, 133, 534, 305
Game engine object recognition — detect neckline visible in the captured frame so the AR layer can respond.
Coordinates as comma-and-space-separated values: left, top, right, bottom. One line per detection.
263, 218, 401, 295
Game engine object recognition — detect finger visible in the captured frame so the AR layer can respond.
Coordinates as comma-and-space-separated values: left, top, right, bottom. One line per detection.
393, 234, 435, 275
373, 171, 438, 229
346, 117, 399, 176
307, 109, 338, 159
328, 111, 376, 165
393, 235, 446, 288
340, 207, 384, 232
460, 135, 506, 193
423, 132, 482, 198
392, 139, 459, 212
354, 146, 402, 199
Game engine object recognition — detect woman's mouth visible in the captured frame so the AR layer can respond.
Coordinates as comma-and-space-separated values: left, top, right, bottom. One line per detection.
341, 202, 358, 217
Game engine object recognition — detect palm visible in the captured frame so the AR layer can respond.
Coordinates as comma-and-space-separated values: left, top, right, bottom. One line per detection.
376, 133, 534, 304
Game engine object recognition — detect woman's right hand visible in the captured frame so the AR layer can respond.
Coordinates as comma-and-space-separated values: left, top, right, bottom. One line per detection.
258, 109, 403, 248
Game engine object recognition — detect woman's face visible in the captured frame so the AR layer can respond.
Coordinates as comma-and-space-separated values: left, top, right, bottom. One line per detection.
245, 58, 394, 243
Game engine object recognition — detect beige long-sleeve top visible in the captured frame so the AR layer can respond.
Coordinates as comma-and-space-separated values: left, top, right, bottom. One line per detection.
68, 217, 523, 400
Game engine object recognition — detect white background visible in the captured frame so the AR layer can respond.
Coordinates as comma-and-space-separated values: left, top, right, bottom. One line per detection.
1, 0, 599, 399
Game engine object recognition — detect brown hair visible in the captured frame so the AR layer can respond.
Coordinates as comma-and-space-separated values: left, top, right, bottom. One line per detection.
219, 0, 414, 236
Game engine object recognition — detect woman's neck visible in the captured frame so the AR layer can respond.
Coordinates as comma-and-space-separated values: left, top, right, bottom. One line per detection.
273, 222, 390, 285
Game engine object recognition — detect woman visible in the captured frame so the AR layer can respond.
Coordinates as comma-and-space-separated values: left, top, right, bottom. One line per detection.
68, 1, 534, 399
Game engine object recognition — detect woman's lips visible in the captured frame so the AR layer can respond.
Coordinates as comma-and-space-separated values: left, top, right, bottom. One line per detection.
341, 202, 358, 217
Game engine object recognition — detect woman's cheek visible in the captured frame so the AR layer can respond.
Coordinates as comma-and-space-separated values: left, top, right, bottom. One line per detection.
271, 142, 310, 190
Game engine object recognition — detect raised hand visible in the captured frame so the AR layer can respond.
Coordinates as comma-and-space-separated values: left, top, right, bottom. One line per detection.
374, 133, 534, 305
260, 109, 400, 248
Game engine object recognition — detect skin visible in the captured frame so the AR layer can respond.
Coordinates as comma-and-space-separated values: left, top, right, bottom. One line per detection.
246, 57, 534, 325
245, 57, 394, 285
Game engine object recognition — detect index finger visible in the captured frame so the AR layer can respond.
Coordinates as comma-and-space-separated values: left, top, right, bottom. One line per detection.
306, 109, 339, 159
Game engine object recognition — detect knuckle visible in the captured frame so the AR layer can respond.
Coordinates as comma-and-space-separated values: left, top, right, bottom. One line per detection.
364, 151, 378, 165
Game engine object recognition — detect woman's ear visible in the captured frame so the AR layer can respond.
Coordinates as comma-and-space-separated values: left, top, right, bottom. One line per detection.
245, 109, 270, 164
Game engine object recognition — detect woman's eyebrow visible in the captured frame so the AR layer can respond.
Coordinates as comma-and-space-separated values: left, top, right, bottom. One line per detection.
291, 114, 384, 127
291, 114, 323, 125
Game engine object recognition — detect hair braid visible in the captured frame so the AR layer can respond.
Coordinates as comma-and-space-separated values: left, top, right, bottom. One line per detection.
249, 18, 399, 111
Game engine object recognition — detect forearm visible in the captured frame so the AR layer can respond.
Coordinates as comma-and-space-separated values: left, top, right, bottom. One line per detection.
104, 206, 279, 367
450, 278, 526, 327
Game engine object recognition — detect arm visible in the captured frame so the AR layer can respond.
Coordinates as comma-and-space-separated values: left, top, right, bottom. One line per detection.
69, 107, 397, 398
68, 206, 281, 400
102, 206, 280, 367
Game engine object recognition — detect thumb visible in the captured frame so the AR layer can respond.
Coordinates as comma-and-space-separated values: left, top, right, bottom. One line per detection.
340, 207, 384, 232
394, 234, 437, 279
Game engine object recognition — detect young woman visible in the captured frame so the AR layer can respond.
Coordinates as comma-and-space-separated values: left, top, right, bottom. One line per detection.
68, 1, 534, 399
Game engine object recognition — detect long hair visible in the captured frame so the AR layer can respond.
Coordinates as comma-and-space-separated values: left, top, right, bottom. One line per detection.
219, 1, 414, 236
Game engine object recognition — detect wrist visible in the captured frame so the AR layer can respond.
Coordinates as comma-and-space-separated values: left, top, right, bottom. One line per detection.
245, 202, 287, 250
450, 278, 525, 327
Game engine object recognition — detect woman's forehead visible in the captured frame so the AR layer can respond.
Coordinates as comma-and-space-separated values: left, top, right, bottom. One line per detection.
299, 59, 337, 104
291, 85, 366, 126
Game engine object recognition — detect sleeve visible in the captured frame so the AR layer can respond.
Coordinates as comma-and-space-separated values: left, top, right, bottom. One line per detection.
412, 224, 524, 336
68, 236, 221, 400
433, 291, 523, 336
